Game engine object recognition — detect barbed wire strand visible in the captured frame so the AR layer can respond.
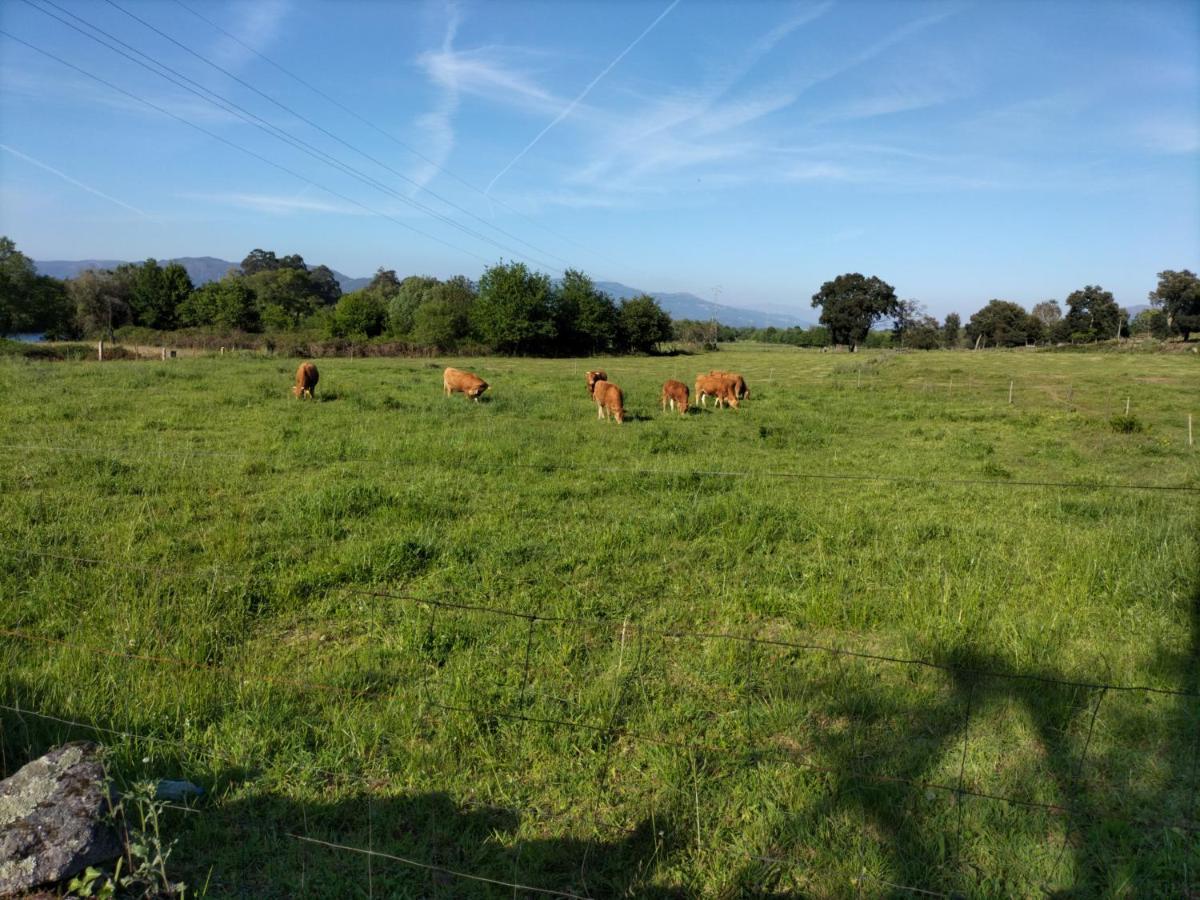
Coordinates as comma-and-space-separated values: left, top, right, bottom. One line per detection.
348, 588, 1200, 699
3, 440, 1195, 494
286, 833, 594, 899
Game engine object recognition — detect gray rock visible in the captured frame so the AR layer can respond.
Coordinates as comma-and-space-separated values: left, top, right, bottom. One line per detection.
0, 742, 122, 896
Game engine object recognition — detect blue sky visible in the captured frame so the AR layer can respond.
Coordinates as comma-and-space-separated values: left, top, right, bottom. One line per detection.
1, 0, 1197, 318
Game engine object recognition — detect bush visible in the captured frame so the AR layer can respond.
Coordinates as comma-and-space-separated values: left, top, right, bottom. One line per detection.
1109, 414, 1144, 434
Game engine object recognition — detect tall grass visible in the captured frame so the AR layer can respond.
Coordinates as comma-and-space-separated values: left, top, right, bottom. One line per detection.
1, 346, 1197, 897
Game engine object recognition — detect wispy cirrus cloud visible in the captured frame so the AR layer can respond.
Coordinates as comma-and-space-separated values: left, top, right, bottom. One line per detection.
565, 5, 960, 193
0, 62, 251, 127
181, 190, 367, 216
1134, 118, 1199, 155
409, 1, 464, 190
208, 0, 291, 71
1, 143, 151, 217
416, 38, 562, 118
484, 0, 682, 193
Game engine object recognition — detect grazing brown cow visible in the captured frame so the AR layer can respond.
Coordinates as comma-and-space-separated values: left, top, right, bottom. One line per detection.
695, 373, 739, 409
443, 367, 489, 401
661, 379, 689, 416
586, 369, 608, 398
708, 370, 749, 400
592, 379, 625, 424
292, 361, 319, 400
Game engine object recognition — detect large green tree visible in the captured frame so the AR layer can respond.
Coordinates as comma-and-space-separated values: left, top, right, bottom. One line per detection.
411, 275, 475, 348
904, 314, 942, 350
329, 290, 387, 338
1063, 284, 1122, 342
617, 294, 673, 353
1149, 269, 1200, 341
811, 273, 899, 348
247, 268, 323, 329
178, 277, 259, 331
386, 275, 439, 336
129, 259, 192, 329
471, 261, 555, 353
552, 269, 618, 354
0, 236, 38, 335
240, 248, 306, 276
965, 300, 1031, 347
66, 269, 134, 338
942, 312, 961, 347
308, 264, 342, 306
411, 296, 468, 348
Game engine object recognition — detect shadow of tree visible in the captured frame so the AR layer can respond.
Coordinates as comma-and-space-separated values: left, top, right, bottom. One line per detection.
748, 533, 1199, 896
3, 531, 1196, 897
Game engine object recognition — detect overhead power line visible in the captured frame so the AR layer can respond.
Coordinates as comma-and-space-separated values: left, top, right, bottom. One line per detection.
169, 0, 625, 272
22, 0, 564, 273
97, 0, 572, 273
0, 28, 490, 264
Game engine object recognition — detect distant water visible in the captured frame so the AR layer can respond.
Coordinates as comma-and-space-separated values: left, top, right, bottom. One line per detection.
10, 333, 46, 343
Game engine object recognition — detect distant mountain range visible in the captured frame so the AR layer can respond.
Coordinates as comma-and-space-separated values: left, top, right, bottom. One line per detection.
595, 282, 812, 328
34, 257, 372, 294
32, 258, 812, 328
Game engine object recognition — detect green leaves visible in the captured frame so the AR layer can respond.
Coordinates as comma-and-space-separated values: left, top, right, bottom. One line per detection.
811, 273, 899, 348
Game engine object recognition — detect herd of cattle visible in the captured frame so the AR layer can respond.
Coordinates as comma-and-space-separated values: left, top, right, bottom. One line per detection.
291, 362, 749, 424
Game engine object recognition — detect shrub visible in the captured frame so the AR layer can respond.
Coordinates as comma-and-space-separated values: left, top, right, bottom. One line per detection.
1109, 414, 1144, 434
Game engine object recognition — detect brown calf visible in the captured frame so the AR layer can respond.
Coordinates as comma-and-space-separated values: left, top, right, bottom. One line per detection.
292, 361, 319, 400
443, 367, 489, 401
695, 373, 739, 409
661, 379, 689, 415
708, 370, 748, 400
592, 380, 625, 423
586, 369, 608, 398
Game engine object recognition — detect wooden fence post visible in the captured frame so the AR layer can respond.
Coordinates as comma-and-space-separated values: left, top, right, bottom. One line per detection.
97, 340, 103, 361
1008, 380, 1014, 404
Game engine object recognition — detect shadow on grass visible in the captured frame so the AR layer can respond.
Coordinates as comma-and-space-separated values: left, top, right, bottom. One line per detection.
4, 531, 1196, 897
753, 539, 1200, 897
0, 680, 692, 899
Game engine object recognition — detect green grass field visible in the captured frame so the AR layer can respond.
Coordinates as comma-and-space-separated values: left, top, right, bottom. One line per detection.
1, 345, 1197, 897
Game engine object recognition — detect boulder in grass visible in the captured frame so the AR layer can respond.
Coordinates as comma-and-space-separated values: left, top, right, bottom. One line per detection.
0, 742, 122, 896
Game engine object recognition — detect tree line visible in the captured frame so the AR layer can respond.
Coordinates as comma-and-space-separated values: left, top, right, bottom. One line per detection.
799, 271, 1197, 349
0, 238, 674, 354
2, 236, 1196, 352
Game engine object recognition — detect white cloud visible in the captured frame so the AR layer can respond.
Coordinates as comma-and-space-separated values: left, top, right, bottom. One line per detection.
409, 1, 463, 190
417, 45, 562, 116
565, 5, 961, 195
210, 0, 291, 70
485, 0, 682, 193
1135, 118, 1200, 155
181, 190, 368, 216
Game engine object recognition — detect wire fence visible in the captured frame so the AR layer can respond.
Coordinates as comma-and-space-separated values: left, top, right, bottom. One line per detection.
1, 373, 1196, 894
2, 439, 1196, 495
3, 567, 1199, 897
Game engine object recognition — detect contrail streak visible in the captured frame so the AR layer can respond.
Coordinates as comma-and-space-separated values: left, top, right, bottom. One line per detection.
485, 0, 681, 194
1, 143, 151, 217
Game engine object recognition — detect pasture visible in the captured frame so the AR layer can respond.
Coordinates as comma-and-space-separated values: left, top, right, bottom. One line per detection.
1, 345, 1197, 897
